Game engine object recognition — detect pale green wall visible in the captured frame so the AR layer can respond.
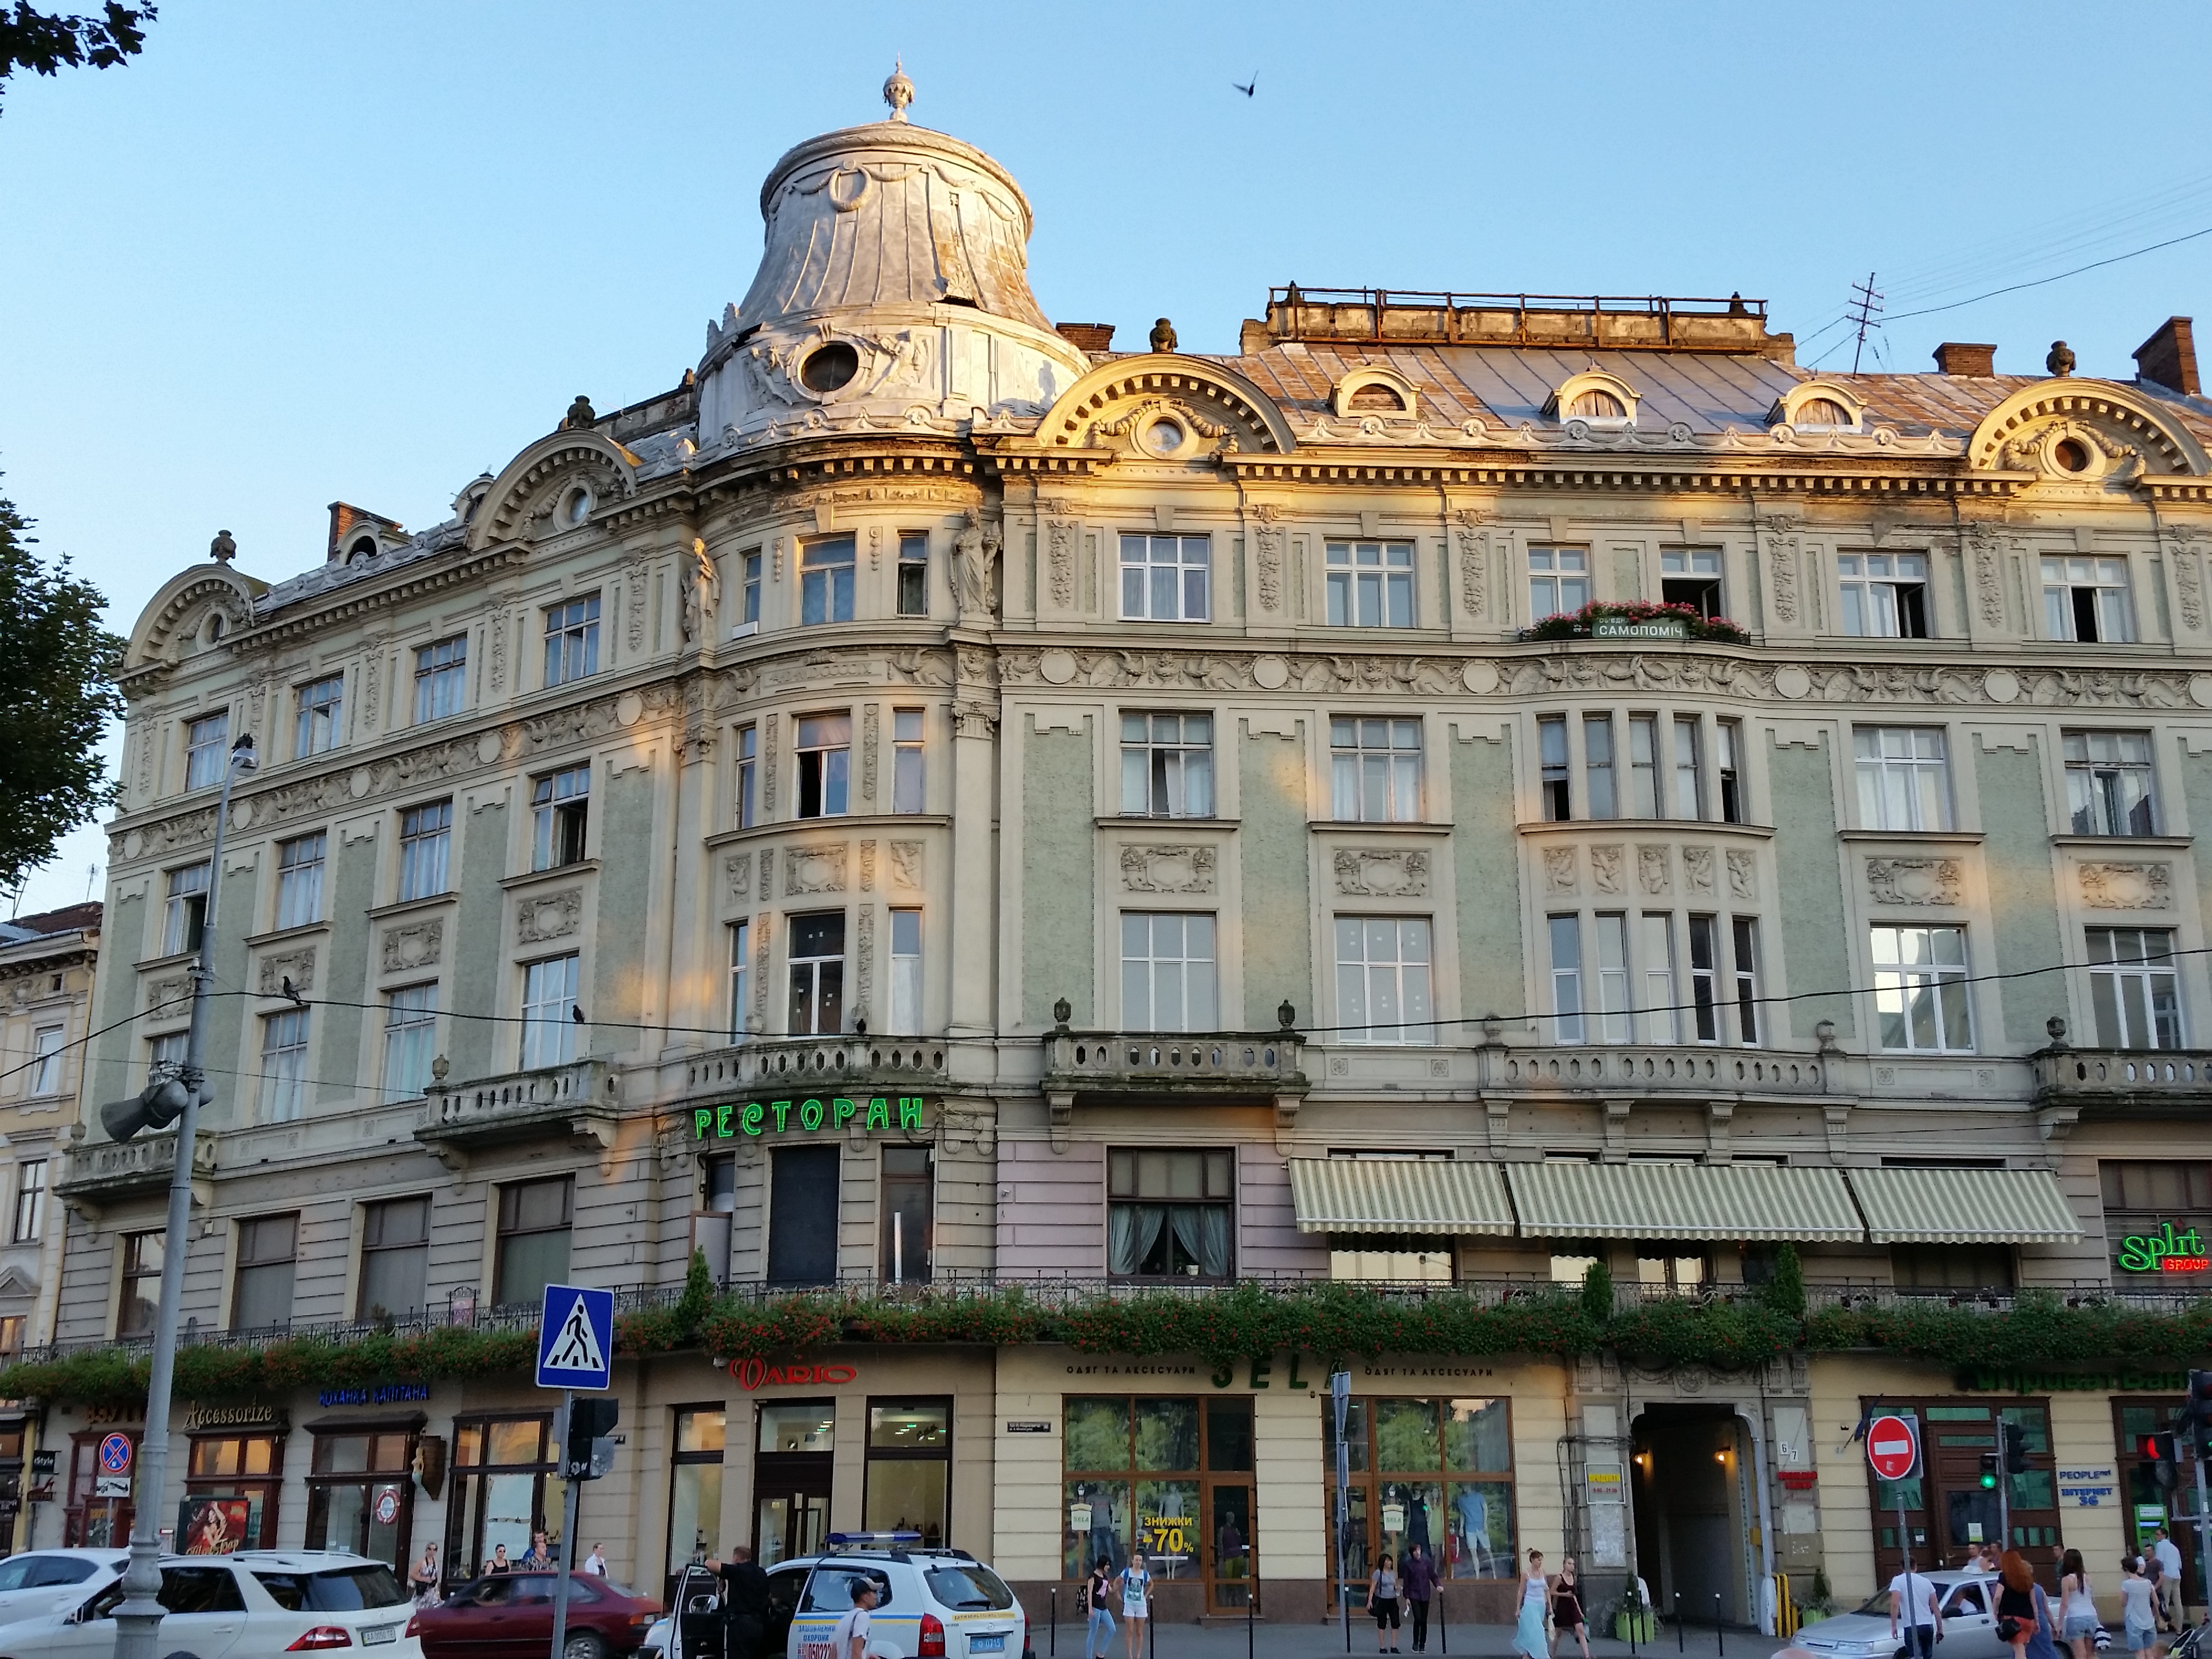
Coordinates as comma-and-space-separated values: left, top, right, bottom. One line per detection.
1977, 738, 2065, 1045
1239, 725, 1311, 1027
1021, 718, 1093, 1027
1769, 737, 1853, 1038
448, 801, 506, 1080
205, 867, 248, 1127
592, 767, 656, 1046
1450, 730, 1522, 1024
314, 836, 376, 1104
90, 888, 143, 1107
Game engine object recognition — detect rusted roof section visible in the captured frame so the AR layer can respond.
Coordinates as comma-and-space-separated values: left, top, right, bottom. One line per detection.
1210, 340, 2212, 450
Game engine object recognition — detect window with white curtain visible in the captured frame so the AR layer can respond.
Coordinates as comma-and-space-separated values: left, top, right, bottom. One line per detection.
398, 800, 453, 901
1107, 1148, 1233, 1280
1120, 912, 1217, 1033
1336, 916, 1432, 1045
259, 1009, 310, 1122
28, 1025, 63, 1096
381, 984, 438, 1102
2064, 731, 2156, 836
2042, 556, 2133, 644
2087, 927, 2182, 1050
1120, 713, 1214, 818
888, 909, 923, 1035
1330, 717, 1422, 822
275, 832, 326, 930
520, 953, 580, 1069
1854, 727, 1952, 830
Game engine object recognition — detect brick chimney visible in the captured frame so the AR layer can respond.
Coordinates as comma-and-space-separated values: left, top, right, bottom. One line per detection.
1055, 322, 1116, 354
1932, 342, 1998, 376
2133, 316, 2200, 396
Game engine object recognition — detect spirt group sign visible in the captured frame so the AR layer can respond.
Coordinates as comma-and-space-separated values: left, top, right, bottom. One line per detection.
692, 1096, 926, 1140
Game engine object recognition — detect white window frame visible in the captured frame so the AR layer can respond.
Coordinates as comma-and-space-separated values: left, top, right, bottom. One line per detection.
398, 800, 453, 901
1660, 547, 1725, 618
531, 764, 591, 869
1120, 911, 1219, 1033
892, 710, 926, 815
2042, 556, 2134, 644
735, 724, 758, 828
1527, 546, 1589, 621
1325, 541, 1416, 628
294, 675, 345, 758
1871, 923, 1975, 1054
520, 952, 581, 1069
11, 1159, 46, 1244
1118, 534, 1210, 623
413, 634, 468, 722
1854, 726, 1953, 831
259, 1008, 310, 1122
162, 861, 211, 957
381, 983, 439, 1102
895, 532, 929, 617
1838, 552, 1931, 639
795, 713, 852, 819
888, 908, 923, 1036
28, 1025, 64, 1096
786, 911, 846, 1037
1329, 717, 1423, 822
274, 831, 326, 931
2086, 927, 2183, 1051
2063, 731, 2156, 837
1120, 712, 1215, 819
728, 919, 750, 1042
542, 594, 602, 687
1336, 915, 1434, 1046
800, 535, 857, 626
185, 712, 229, 790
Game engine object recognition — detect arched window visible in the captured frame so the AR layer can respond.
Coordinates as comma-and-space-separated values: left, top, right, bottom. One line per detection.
1348, 381, 1405, 412
1793, 397, 1852, 428
1566, 388, 1626, 420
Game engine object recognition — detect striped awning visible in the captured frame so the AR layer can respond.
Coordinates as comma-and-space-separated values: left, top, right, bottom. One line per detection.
1288, 1158, 1516, 1236
1504, 1160, 1866, 1241
1844, 1167, 2084, 1244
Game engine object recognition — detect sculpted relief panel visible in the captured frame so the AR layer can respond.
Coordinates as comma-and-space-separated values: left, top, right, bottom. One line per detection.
1122, 844, 1216, 894
1334, 848, 1429, 898
2078, 862, 2173, 911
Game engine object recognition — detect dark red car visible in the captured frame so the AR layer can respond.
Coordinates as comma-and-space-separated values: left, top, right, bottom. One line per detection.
411, 1571, 661, 1659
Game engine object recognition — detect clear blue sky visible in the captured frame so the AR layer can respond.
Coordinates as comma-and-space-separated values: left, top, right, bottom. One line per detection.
6, 0, 2211, 912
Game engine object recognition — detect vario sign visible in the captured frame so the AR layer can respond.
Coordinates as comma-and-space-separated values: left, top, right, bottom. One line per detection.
1867, 1412, 1922, 1482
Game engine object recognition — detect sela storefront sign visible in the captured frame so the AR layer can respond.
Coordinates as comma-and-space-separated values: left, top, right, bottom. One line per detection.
2116, 1222, 2209, 1273
692, 1096, 926, 1140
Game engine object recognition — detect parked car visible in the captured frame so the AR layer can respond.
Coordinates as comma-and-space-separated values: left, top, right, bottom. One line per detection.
1784, 1571, 2005, 1659
411, 1570, 661, 1659
658, 1540, 1025, 1659
0, 1549, 418, 1659
0, 1549, 128, 1625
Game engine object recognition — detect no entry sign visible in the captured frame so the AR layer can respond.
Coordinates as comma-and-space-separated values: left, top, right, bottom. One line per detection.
1867, 1412, 1922, 1482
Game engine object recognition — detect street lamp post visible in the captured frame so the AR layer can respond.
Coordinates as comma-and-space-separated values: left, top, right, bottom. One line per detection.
112, 735, 255, 1659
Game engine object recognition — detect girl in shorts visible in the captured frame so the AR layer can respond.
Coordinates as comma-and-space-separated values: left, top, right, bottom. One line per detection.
1368, 1552, 1402, 1653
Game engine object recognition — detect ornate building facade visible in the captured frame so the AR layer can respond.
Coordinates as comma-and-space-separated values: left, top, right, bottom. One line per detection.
31, 76, 2212, 1628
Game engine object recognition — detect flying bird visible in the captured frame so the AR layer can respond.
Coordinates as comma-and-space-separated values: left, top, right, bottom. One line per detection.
1233, 74, 1256, 97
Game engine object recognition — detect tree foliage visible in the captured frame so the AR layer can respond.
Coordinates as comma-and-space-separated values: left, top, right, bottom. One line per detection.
0, 487, 126, 892
0, 2, 155, 110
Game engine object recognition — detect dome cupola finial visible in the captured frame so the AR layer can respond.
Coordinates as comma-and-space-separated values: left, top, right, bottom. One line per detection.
883, 57, 914, 122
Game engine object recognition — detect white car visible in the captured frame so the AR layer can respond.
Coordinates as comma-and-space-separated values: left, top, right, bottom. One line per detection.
1787, 1571, 2007, 1659
0, 1549, 128, 1625
660, 1536, 1027, 1659
0, 1547, 421, 1659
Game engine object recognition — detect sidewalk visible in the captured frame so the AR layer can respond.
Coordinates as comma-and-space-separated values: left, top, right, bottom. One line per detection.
1027, 1620, 1771, 1659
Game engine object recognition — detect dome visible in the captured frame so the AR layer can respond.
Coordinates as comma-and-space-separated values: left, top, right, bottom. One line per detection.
698, 79, 1088, 445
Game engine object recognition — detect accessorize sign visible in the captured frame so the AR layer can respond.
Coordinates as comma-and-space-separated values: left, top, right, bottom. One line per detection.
691, 1096, 926, 1139
2116, 1221, 2209, 1273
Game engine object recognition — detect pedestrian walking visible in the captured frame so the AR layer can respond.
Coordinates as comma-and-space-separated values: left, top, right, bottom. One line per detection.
1086, 1557, 1117, 1659
2119, 1557, 2157, 1659
1890, 1562, 1942, 1659
1369, 1552, 1402, 1653
833, 1578, 878, 1659
584, 1543, 608, 1577
1552, 1557, 1591, 1659
2059, 1550, 2097, 1659
1119, 1552, 1153, 1659
1997, 1550, 2039, 1659
410, 1544, 441, 1605
1403, 1541, 1437, 1654
2149, 1529, 2183, 1633
1514, 1550, 1551, 1659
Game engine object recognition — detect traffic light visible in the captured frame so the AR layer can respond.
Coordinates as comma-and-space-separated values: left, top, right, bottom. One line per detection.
2189, 1370, 2212, 1460
564, 1398, 619, 1480
2136, 1431, 2178, 1490
1977, 1453, 1999, 1490
2002, 1421, 2029, 1476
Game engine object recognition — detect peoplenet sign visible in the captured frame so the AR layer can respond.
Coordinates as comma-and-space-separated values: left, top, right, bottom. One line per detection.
691, 1096, 926, 1139
2115, 1221, 2209, 1273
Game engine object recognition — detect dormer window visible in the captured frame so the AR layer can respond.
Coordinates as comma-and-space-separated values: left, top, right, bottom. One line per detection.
1771, 381, 1865, 432
1566, 388, 1626, 420
1793, 398, 1852, 428
1348, 383, 1405, 412
1547, 370, 1638, 430
348, 535, 377, 562
1330, 368, 1419, 421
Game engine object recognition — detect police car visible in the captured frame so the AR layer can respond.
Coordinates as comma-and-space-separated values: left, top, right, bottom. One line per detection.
658, 1535, 1027, 1659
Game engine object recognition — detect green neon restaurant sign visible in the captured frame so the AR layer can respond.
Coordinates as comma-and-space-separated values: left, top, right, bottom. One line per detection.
692, 1095, 927, 1139
2115, 1221, 2209, 1274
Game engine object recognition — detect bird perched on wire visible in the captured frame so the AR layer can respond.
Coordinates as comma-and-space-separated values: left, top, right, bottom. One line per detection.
280, 976, 306, 1008
1232, 73, 1256, 97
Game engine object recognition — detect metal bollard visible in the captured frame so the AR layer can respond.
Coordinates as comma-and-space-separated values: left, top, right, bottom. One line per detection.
1439, 1582, 1448, 1655
1049, 1587, 1057, 1659
1148, 1587, 1156, 1659
1715, 1592, 1724, 1657
1246, 1566, 1254, 1659
1677, 1593, 1685, 1653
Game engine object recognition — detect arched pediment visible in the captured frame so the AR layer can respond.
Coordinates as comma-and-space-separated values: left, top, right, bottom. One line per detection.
1967, 381, 2210, 480
1544, 368, 1640, 429
126, 565, 268, 673
1332, 365, 1419, 420
1029, 354, 1296, 458
1771, 379, 1865, 431
466, 429, 642, 551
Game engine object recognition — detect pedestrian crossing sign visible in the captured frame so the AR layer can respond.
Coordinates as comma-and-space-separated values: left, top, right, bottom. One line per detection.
535, 1283, 616, 1391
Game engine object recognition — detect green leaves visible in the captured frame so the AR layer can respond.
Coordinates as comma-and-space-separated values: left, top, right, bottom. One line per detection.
0, 490, 127, 891
0, 3, 158, 110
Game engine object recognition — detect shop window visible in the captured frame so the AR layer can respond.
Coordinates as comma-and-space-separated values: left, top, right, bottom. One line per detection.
1108, 1148, 1233, 1280
756, 1401, 835, 1568
232, 1214, 299, 1331
118, 1230, 163, 1338
185, 1432, 284, 1549
495, 1177, 573, 1309
666, 1408, 726, 1580
358, 1195, 430, 1320
704, 1153, 737, 1213
786, 911, 846, 1035
2102, 1160, 2212, 1285
864, 1399, 951, 1547
1890, 1243, 2015, 1290
66, 1429, 139, 1545
1324, 1395, 1516, 1610
307, 1428, 416, 1570
2116, 1400, 2202, 1607
1062, 1395, 1256, 1612
1868, 1399, 2060, 1581
879, 1147, 932, 1285
448, 1416, 562, 1582
1329, 1234, 1454, 1284
766, 1145, 839, 1286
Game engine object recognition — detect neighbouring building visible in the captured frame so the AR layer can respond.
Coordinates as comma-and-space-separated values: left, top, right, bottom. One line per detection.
26, 70, 2212, 1628
0, 901, 99, 1552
